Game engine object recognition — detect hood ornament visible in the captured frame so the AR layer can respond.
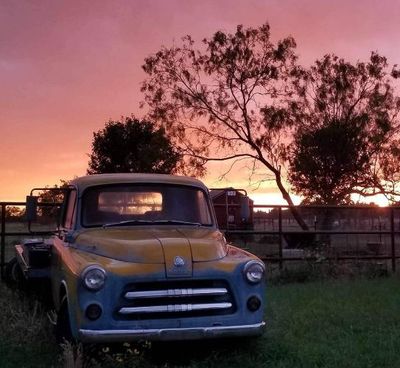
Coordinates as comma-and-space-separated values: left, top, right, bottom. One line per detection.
173, 256, 185, 267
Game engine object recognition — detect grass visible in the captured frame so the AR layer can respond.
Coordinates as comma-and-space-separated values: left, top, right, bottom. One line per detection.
0, 283, 58, 368
1, 277, 400, 367
264, 278, 400, 368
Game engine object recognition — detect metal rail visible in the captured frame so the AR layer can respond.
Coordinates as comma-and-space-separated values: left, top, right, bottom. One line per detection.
0, 201, 60, 279
218, 204, 400, 272
2, 201, 400, 278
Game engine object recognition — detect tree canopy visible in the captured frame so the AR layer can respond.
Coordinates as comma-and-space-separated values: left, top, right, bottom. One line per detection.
2, 206, 25, 221
141, 23, 308, 228
141, 22, 400, 218
37, 180, 69, 218
289, 118, 370, 204
288, 53, 400, 204
87, 117, 186, 175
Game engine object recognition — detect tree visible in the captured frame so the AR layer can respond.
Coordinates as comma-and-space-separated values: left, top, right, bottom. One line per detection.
37, 180, 69, 219
37, 180, 69, 203
288, 53, 400, 204
87, 117, 186, 175
289, 118, 371, 205
141, 23, 309, 229
3, 206, 25, 221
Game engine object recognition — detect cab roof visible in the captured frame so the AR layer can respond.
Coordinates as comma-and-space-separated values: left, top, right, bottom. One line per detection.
70, 173, 208, 192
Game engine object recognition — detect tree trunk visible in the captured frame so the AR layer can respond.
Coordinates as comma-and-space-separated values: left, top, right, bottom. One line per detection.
319, 207, 334, 246
275, 174, 309, 231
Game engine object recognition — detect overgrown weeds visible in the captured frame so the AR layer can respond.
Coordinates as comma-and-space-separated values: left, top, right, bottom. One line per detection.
0, 282, 56, 367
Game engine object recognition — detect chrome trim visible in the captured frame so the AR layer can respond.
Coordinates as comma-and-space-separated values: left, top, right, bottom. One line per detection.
79, 322, 266, 342
243, 260, 265, 284
173, 256, 185, 267
81, 265, 107, 291
119, 302, 232, 314
125, 288, 228, 299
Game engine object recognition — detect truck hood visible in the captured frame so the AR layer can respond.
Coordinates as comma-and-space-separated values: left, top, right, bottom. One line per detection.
73, 227, 228, 265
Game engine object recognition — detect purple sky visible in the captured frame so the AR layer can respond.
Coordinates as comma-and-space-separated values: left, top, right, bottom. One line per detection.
1, 0, 399, 202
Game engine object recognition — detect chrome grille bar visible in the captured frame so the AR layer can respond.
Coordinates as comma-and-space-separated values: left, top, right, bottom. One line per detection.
119, 302, 232, 314
125, 288, 228, 299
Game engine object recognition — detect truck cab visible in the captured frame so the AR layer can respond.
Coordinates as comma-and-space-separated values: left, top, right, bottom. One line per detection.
12, 173, 265, 342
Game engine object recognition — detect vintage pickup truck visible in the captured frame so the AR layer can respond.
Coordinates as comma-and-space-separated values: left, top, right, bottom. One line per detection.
8, 174, 265, 343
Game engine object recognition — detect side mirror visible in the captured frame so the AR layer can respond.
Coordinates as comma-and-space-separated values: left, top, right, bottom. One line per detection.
26, 195, 38, 222
240, 196, 251, 222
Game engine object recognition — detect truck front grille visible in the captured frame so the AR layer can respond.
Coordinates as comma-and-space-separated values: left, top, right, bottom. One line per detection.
115, 280, 235, 320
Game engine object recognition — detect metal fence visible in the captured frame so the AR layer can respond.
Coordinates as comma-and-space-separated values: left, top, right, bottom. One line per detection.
2, 201, 400, 279
219, 204, 400, 273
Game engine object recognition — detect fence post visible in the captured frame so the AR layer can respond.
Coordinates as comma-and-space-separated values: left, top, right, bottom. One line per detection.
278, 207, 283, 270
390, 208, 396, 273
1, 203, 5, 280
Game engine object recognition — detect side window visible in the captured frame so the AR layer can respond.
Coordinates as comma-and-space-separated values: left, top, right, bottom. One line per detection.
63, 190, 77, 229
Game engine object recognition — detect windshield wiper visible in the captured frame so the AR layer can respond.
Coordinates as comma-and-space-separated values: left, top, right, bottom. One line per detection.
102, 219, 203, 228
151, 219, 202, 226
102, 220, 154, 228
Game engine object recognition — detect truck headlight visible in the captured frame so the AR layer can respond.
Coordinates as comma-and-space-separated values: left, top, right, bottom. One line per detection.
82, 265, 106, 291
243, 260, 265, 284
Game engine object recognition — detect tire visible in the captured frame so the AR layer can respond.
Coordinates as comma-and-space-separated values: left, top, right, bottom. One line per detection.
4, 257, 24, 288
55, 295, 74, 344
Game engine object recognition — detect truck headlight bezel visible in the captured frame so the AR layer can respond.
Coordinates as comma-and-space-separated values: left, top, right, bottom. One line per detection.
243, 260, 265, 284
82, 265, 106, 291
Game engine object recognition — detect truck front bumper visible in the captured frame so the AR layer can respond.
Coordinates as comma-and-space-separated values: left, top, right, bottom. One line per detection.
79, 321, 265, 342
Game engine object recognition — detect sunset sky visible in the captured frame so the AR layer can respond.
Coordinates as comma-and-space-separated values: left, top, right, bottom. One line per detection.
1, 0, 400, 204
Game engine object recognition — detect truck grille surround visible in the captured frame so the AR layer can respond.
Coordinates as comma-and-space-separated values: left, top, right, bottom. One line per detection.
115, 280, 236, 320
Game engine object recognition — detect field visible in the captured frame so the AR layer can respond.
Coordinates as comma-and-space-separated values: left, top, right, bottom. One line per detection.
1, 277, 400, 368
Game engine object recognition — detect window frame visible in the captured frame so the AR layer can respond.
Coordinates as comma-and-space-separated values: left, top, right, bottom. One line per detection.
80, 183, 215, 228
61, 188, 77, 230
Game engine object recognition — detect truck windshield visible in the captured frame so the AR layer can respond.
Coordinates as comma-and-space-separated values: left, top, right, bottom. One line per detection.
81, 184, 213, 227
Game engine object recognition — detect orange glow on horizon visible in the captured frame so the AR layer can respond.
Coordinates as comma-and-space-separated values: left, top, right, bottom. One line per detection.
351, 194, 390, 207
249, 192, 302, 206
1, 1, 400, 202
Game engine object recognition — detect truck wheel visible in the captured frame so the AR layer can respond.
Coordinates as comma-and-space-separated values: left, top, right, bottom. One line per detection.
55, 295, 74, 344
4, 257, 23, 287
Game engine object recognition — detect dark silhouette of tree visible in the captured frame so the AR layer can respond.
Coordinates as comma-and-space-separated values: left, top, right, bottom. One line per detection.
37, 180, 69, 219
87, 117, 186, 175
141, 23, 309, 229
37, 180, 69, 203
3, 206, 25, 221
289, 118, 371, 205
288, 53, 400, 205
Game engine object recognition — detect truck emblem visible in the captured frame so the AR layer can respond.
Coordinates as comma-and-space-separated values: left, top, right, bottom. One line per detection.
173, 256, 185, 267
